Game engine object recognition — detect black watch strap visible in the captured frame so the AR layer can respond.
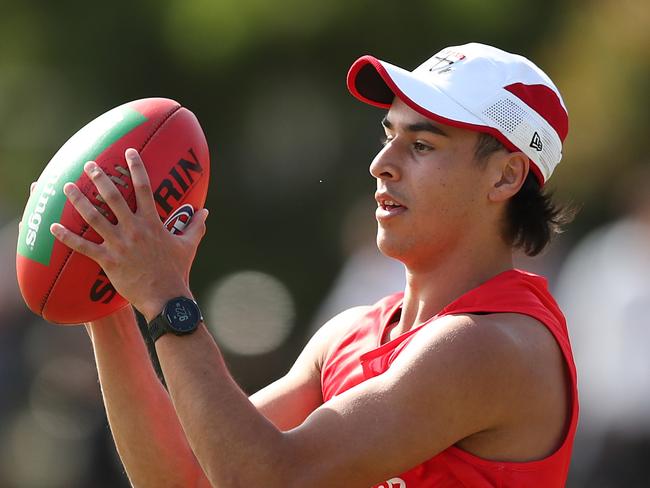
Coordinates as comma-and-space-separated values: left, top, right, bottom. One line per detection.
148, 315, 169, 342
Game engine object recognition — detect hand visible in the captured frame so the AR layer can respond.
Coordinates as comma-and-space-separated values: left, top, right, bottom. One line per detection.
50, 148, 209, 322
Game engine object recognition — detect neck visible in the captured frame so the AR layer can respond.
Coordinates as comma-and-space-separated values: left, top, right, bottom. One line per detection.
397, 239, 514, 334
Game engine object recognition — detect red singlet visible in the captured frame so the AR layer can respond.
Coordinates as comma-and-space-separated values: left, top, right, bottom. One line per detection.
321, 269, 578, 487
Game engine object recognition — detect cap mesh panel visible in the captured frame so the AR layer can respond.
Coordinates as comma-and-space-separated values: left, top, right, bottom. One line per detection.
482, 98, 560, 179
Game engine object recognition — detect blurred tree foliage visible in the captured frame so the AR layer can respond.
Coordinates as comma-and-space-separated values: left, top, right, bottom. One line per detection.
1, 0, 648, 391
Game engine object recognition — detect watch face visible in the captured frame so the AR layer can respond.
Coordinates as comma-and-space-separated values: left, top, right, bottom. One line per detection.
165, 298, 202, 333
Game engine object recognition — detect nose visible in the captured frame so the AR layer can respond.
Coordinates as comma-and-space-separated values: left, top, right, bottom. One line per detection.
369, 142, 401, 181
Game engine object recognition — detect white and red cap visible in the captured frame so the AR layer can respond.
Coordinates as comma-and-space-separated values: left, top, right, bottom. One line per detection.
347, 42, 568, 185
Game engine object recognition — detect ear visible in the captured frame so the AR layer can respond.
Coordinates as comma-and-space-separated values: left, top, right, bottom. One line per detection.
487, 152, 529, 203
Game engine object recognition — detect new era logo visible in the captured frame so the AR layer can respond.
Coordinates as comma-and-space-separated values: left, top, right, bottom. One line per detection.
530, 132, 543, 151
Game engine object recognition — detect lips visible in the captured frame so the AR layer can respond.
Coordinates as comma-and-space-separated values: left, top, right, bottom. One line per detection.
375, 191, 407, 220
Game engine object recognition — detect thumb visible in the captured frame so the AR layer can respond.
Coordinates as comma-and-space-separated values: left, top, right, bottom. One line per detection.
182, 208, 209, 244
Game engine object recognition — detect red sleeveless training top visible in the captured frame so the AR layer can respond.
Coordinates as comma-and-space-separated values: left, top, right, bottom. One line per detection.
320, 269, 579, 487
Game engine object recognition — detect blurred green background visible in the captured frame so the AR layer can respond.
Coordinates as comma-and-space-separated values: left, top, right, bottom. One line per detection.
1, 0, 649, 486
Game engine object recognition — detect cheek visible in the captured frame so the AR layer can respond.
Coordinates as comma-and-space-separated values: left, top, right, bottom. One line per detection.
410, 148, 483, 216
421, 174, 481, 224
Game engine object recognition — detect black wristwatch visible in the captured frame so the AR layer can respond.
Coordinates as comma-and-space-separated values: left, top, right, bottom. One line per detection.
147, 296, 203, 343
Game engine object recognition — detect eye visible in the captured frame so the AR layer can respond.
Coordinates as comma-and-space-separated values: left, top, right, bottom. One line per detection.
413, 141, 433, 152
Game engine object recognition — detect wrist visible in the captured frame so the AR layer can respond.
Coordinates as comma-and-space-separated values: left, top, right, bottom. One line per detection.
139, 287, 194, 323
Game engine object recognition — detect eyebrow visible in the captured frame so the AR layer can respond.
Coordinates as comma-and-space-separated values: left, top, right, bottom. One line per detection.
381, 116, 449, 137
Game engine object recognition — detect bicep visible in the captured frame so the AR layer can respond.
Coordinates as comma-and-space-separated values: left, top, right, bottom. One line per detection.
281, 316, 513, 487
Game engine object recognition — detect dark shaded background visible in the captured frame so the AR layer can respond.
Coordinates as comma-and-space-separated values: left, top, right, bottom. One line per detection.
1, 0, 649, 486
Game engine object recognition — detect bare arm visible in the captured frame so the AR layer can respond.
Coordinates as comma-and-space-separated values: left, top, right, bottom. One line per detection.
86, 306, 210, 487
89, 295, 365, 483
23, 181, 206, 485
51, 150, 530, 486
148, 313, 514, 487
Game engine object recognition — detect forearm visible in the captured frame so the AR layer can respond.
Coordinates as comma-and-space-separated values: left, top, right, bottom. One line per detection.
88, 306, 209, 487
53, 151, 311, 485
155, 324, 302, 487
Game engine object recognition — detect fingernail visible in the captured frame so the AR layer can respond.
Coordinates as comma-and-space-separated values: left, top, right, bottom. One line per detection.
125, 148, 138, 159
50, 224, 61, 236
85, 161, 99, 175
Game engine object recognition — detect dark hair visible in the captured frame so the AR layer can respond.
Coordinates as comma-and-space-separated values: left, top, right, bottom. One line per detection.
474, 132, 576, 256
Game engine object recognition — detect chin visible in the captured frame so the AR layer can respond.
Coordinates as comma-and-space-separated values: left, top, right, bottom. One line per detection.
376, 229, 448, 270
376, 232, 410, 262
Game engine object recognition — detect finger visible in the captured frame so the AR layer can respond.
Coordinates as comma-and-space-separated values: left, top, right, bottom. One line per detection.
124, 149, 157, 217
63, 182, 115, 239
181, 208, 209, 245
50, 223, 103, 262
84, 161, 132, 222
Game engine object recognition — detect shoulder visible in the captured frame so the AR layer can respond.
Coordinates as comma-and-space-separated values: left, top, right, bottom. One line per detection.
388, 312, 568, 447
310, 292, 402, 362
287, 305, 373, 379
311, 305, 373, 365
398, 312, 561, 372
317, 305, 373, 339
388, 314, 526, 389
396, 312, 565, 390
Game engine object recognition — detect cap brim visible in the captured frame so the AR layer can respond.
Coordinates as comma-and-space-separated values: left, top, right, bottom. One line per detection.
347, 55, 484, 127
346, 55, 545, 184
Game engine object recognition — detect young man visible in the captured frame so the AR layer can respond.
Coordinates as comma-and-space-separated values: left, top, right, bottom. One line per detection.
51, 43, 578, 487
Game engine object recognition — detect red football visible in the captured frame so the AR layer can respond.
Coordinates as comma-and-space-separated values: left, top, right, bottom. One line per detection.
16, 98, 210, 324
